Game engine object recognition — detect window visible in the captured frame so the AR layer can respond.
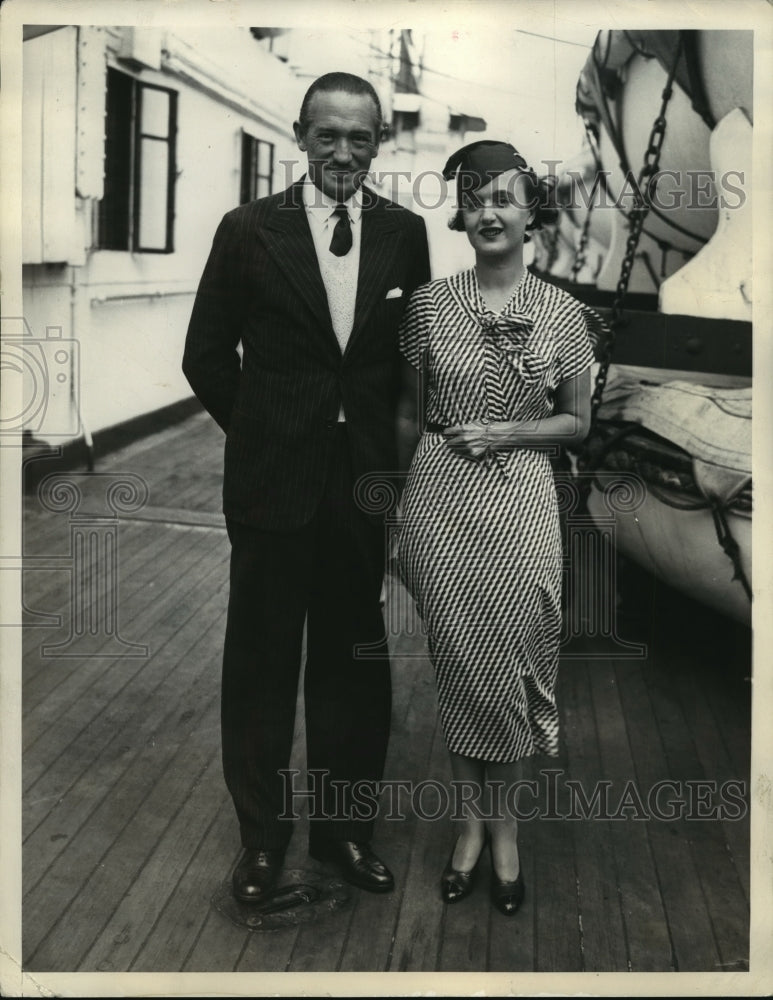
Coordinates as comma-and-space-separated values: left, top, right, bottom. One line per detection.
97, 67, 177, 252
240, 132, 274, 204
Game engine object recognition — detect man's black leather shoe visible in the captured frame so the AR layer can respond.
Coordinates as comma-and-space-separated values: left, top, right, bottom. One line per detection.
309, 839, 394, 893
232, 848, 285, 903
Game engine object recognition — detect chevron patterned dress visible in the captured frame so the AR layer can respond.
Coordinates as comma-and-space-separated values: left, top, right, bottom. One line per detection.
397, 268, 594, 763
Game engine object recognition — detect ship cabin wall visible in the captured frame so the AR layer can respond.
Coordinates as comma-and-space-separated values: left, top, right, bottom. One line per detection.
21, 25, 302, 445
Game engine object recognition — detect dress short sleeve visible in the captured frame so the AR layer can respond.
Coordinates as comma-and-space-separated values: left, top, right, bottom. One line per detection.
556, 297, 597, 383
399, 282, 435, 369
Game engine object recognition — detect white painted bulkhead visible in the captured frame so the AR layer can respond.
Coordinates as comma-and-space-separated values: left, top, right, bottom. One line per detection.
21, 26, 302, 445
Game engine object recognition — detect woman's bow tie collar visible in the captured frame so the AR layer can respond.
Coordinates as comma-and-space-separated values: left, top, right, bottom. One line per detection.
476, 310, 545, 384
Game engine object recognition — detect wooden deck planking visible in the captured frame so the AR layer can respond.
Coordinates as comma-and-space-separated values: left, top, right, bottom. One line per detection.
624, 632, 749, 970
438, 886, 493, 972
128, 792, 237, 972
22, 585, 229, 965
22, 530, 227, 805
21, 523, 221, 718
642, 602, 750, 958
283, 894, 355, 972
386, 705, 449, 972
529, 752, 584, 972
236, 926, 298, 975
21, 520, 223, 712
23, 570, 229, 886
21, 517, 184, 662
20, 409, 752, 974
24, 693, 223, 969
180, 892, 257, 973
180, 869, 263, 973
669, 655, 751, 910
78, 754, 231, 972
673, 617, 752, 912
559, 659, 629, 972
126, 415, 225, 512
22, 531, 208, 736
147, 469, 221, 513
586, 657, 676, 971
614, 654, 722, 972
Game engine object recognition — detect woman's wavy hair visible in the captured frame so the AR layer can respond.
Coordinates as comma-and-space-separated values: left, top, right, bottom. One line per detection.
448, 171, 559, 243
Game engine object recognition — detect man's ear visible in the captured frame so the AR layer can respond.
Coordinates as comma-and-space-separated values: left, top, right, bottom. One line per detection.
293, 120, 306, 151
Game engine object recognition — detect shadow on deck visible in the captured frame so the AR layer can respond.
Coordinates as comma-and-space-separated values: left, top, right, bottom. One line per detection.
19, 406, 751, 976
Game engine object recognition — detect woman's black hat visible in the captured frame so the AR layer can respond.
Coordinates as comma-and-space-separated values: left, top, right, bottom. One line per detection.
442, 140, 534, 195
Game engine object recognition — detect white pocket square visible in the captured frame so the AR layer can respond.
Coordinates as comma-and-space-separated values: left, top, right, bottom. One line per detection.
386, 287, 403, 299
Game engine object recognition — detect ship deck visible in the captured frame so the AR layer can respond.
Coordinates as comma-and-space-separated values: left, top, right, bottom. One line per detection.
18, 407, 752, 985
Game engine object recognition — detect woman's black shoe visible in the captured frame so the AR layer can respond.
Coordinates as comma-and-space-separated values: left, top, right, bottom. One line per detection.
490, 867, 525, 915
440, 834, 487, 903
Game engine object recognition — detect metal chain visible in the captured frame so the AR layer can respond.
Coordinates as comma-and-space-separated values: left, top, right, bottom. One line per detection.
545, 222, 560, 272
581, 35, 683, 461
570, 173, 600, 283
570, 205, 593, 283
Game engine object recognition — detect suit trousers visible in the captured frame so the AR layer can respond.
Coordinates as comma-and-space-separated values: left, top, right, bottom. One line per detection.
221, 426, 392, 850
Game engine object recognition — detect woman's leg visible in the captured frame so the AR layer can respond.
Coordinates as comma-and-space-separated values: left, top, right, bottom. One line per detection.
484, 759, 521, 881
448, 751, 488, 871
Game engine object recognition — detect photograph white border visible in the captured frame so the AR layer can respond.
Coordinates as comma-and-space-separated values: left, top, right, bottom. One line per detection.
1, 0, 771, 995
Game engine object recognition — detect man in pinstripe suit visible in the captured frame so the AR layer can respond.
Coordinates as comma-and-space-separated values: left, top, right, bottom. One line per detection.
183, 72, 430, 904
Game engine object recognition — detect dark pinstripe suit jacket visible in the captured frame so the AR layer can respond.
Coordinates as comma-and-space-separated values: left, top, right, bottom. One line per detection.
183, 181, 431, 529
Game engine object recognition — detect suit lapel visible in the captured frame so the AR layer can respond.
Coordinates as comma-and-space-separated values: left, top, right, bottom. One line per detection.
260, 184, 403, 359
346, 195, 402, 358
259, 183, 339, 351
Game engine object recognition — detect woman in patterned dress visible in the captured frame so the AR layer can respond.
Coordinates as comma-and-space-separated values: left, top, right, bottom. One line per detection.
396, 141, 594, 915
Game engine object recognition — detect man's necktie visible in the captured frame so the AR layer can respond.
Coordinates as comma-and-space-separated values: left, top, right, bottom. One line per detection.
329, 204, 353, 257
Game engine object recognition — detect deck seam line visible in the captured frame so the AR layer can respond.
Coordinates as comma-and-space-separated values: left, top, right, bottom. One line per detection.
21, 537, 226, 773
128, 784, 229, 972
75, 750, 220, 972
23, 600, 226, 872
70, 700, 223, 970
119, 507, 226, 530
613, 655, 680, 971
20, 524, 207, 717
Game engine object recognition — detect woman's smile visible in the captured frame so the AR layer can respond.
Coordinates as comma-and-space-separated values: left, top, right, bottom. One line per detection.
478, 224, 505, 239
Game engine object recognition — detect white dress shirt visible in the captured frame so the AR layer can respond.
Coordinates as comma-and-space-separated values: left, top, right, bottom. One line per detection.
302, 177, 364, 420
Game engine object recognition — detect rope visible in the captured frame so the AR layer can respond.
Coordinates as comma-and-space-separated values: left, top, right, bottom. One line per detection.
709, 502, 752, 600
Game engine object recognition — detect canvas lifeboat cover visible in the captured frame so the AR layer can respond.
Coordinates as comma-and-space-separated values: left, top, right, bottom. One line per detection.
598, 369, 751, 501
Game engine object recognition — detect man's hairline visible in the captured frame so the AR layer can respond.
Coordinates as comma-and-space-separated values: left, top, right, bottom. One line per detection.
296, 88, 383, 141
